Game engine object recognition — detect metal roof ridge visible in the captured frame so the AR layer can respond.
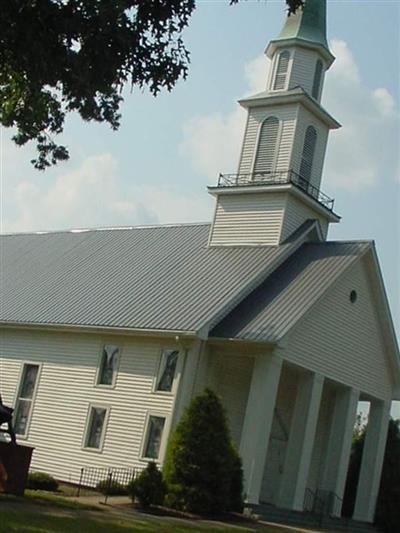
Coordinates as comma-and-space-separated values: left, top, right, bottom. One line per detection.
0, 221, 211, 237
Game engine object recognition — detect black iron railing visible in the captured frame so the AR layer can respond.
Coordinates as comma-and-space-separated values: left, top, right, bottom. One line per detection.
77, 466, 135, 503
216, 170, 334, 211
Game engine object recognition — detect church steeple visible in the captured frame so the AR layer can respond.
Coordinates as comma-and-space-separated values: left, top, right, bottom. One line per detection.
267, 0, 334, 64
207, 0, 341, 247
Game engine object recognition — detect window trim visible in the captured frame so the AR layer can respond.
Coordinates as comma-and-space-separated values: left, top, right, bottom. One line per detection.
94, 343, 122, 389
250, 115, 282, 176
82, 403, 111, 453
140, 411, 170, 463
12, 361, 42, 440
312, 59, 324, 100
152, 348, 181, 396
270, 49, 292, 92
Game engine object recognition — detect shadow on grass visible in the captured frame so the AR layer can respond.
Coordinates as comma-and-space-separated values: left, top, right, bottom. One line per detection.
0, 509, 248, 533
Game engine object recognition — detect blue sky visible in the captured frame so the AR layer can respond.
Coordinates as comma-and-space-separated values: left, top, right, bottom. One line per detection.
1, 1, 399, 415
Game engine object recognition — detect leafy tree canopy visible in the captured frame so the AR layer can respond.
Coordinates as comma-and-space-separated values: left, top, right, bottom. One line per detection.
0, 0, 303, 170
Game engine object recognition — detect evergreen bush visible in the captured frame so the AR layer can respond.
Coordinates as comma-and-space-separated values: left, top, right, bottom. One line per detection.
129, 462, 165, 508
163, 388, 243, 515
27, 471, 59, 492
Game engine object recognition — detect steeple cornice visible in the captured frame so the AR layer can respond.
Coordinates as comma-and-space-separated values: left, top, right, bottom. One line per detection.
238, 88, 341, 130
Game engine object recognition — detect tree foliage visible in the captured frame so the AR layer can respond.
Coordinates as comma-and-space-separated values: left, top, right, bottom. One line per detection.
163, 388, 243, 515
343, 418, 400, 532
0, 0, 302, 170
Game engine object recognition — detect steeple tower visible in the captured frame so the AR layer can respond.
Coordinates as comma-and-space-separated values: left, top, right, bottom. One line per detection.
208, 0, 340, 247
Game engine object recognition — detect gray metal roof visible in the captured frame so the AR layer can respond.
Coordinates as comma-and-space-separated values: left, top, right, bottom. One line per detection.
0, 223, 304, 333
211, 241, 371, 342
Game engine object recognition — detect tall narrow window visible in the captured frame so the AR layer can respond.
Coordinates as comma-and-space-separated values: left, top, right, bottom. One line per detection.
253, 117, 279, 175
14, 363, 40, 437
312, 60, 323, 99
273, 51, 290, 90
299, 126, 317, 183
84, 405, 108, 450
97, 345, 120, 386
142, 415, 166, 460
155, 349, 179, 392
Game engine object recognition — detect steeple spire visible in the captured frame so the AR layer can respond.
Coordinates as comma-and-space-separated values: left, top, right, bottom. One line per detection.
267, 0, 334, 66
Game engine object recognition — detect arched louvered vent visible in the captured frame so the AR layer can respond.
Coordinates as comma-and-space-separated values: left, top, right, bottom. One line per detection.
299, 126, 317, 183
273, 51, 290, 90
312, 60, 323, 99
253, 117, 279, 175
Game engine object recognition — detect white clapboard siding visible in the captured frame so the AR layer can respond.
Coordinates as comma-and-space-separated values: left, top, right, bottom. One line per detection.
209, 192, 286, 246
207, 352, 254, 447
289, 48, 325, 100
283, 258, 394, 400
291, 106, 329, 190
281, 194, 329, 242
0, 329, 185, 483
238, 105, 298, 174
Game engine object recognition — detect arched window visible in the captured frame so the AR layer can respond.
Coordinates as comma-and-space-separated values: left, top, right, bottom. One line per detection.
299, 126, 317, 183
312, 60, 323, 99
273, 51, 290, 90
253, 116, 279, 175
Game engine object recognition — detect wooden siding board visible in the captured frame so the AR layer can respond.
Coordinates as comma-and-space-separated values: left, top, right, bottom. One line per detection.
281, 194, 329, 242
209, 192, 286, 246
0, 329, 182, 483
284, 259, 393, 399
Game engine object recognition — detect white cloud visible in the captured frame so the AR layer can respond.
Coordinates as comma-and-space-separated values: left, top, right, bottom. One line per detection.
179, 54, 270, 181
2, 153, 158, 233
180, 40, 399, 192
1, 146, 212, 233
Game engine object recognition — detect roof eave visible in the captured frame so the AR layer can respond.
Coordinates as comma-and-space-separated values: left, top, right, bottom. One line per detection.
0, 321, 198, 340
238, 90, 341, 130
265, 38, 335, 67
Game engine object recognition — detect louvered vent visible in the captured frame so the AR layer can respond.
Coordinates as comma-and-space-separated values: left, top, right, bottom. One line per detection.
312, 60, 323, 99
273, 51, 290, 90
299, 126, 317, 182
253, 117, 279, 174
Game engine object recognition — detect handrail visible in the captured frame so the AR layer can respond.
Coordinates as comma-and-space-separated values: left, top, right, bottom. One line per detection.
216, 170, 335, 211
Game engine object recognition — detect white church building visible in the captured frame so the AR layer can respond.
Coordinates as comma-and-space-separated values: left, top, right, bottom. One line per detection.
1, 0, 399, 527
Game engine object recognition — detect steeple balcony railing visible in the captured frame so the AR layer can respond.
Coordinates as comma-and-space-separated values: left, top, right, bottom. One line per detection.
216, 170, 335, 211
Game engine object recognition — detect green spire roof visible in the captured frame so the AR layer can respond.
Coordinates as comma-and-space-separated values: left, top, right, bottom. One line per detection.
267, 0, 334, 64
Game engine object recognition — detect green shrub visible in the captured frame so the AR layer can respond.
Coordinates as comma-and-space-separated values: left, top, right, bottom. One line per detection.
163, 388, 244, 515
27, 471, 59, 492
129, 462, 165, 508
95, 479, 128, 496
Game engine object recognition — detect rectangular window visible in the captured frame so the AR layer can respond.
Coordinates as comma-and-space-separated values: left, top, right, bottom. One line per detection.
155, 349, 179, 392
84, 405, 109, 450
97, 345, 120, 386
143, 415, 166, 460
14, 363, 40, 437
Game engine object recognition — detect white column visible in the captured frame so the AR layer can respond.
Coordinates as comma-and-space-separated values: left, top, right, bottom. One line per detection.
277, 372, 324, 511
239, 353, 282, 504
321, 387, 359, 517
353, 399, 391, 523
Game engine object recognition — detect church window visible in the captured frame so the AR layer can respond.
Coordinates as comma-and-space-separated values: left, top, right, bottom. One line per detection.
312, 60, 323, 99
142, 414, 166, 460
350, 290, 358, 304
299, 126, 317, 183
14, 363, 40, 437
273, 50, 290, 90
253, 116, 279, 175
84, 405, 109, 450
97, 344, 120, 386
155, 349, 179, 392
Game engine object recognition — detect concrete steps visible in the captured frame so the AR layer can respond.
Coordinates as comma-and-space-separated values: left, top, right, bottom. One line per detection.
249, 503, 380, 533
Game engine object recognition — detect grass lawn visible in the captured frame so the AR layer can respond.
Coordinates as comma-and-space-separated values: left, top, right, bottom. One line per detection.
0, 492, 306, 533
